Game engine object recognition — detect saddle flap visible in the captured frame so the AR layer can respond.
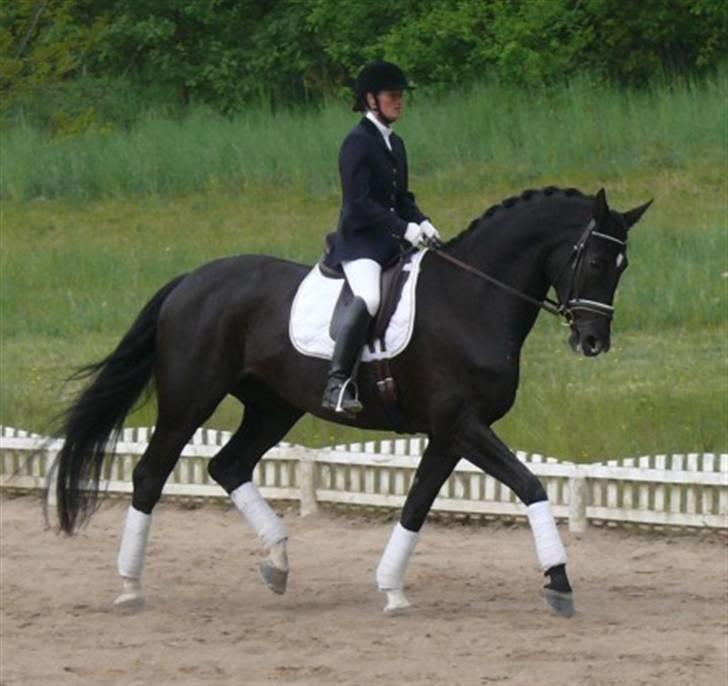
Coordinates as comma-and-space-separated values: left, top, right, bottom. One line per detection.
371, 259, 411, 346
289, 248, 426, 363
328, 254, 413, 345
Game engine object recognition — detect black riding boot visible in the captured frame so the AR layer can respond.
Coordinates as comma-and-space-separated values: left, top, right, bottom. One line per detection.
322, 297, 373, 416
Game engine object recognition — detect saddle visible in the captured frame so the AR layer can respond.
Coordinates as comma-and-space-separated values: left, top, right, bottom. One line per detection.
321, 235, 414, 346
320, 233, 415, 407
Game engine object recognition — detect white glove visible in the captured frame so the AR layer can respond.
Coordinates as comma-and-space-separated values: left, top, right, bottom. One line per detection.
403, 222, 423, 247
419, 220, 441, 243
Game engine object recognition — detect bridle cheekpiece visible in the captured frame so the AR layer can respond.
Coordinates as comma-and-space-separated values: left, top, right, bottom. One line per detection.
554, 218, 628, 323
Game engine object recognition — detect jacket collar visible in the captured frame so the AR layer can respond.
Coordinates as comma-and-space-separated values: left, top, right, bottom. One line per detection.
365, 111, 393, 141
360, 117, 397, 158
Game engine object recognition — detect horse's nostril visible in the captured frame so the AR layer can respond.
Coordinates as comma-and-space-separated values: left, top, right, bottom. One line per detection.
584, 336, 602, 355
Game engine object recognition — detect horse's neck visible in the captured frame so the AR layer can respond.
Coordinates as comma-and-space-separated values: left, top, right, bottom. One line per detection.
444, 214, 558, 345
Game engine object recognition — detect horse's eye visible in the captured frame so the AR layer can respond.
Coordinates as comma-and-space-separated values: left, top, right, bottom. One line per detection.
589, 257, 606, 271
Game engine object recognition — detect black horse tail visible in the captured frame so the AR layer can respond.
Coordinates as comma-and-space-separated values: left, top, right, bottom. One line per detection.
53, 274, 187, 534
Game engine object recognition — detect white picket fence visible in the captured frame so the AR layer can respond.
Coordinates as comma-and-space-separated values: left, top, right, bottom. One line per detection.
1, 425, 726, 532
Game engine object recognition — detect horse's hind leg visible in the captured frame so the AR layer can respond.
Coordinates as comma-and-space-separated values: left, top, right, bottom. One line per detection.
114, 420, 203, 609
115, 377, 229, 609
207, 394, 303, 595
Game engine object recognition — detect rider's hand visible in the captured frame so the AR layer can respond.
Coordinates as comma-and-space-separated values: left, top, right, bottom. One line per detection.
403, 222, 423, 247
419, 220, 441, 244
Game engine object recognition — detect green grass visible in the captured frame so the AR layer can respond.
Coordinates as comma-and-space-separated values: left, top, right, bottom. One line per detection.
2, 165, 724, 340
1, 166, 725, 459
2, 71, 726, 201
1, 322, 723, 460
1, 73, 726, 460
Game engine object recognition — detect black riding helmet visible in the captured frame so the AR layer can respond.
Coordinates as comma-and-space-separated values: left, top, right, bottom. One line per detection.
352, 61, 414, 112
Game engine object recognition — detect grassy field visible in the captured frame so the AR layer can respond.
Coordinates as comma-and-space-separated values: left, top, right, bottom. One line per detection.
1, 75, 726, 460
3, 72, 725, 202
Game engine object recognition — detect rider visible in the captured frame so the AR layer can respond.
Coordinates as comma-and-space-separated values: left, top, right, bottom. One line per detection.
321, 61, 441, 416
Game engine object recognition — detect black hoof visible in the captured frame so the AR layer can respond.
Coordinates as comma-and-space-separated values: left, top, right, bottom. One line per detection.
259, 560, 288, 595
544, 563, 572, 592
544, 588, 575, 617
543, 563, 574, 616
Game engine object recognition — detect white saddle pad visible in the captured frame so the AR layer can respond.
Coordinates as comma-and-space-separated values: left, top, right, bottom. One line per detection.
289, 250, 427, 362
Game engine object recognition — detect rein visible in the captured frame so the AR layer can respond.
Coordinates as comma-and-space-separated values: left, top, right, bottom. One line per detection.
429, 248, 565, 318
426, 219, 627, 323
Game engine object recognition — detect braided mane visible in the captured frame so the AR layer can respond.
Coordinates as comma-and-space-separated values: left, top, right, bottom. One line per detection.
445, 186, 587, 248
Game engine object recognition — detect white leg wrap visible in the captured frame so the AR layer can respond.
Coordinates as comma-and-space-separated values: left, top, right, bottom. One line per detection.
118, 506, 151, 579
527, 500, 568, 571
230, 482, 287, 549
376, 523, 419, 591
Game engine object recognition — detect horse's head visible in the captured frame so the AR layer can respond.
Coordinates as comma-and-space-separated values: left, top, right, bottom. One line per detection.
553, 189, 652, 357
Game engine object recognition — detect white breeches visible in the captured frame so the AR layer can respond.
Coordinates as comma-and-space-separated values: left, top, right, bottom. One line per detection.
342, 258, 382, 317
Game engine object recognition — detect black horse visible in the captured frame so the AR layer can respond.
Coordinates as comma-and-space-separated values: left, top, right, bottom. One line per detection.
52, 186, 650, 616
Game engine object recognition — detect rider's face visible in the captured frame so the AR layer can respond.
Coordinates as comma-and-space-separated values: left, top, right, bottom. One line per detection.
367, 90, 404, 122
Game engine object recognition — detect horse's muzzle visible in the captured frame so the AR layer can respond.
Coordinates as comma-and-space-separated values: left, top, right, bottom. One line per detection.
569, 325, 611, 357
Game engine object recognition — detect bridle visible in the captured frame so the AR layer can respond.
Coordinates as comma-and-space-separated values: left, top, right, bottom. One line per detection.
552, 218, 628, 321
427, 219, 628, 324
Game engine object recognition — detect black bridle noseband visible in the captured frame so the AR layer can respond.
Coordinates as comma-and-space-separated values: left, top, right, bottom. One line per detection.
428, 219, 627, 324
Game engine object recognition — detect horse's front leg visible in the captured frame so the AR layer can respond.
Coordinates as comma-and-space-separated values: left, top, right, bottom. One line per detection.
376, 439, 458, 615
455, 416, 575, 617
230, 482, 289, 594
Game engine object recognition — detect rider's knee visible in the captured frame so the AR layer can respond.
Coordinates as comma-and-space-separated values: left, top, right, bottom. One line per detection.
360, 290, 380, 317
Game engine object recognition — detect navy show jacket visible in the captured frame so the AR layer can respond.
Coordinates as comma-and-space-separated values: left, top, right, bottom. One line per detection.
325, 117, 428, 268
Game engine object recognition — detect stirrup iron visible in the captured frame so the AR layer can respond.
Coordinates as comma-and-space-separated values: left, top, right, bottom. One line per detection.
335, 377, 362, 414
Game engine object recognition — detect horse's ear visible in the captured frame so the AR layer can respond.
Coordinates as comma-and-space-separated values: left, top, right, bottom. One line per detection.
622, 199, 653, 229
593, 188, 609, 224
